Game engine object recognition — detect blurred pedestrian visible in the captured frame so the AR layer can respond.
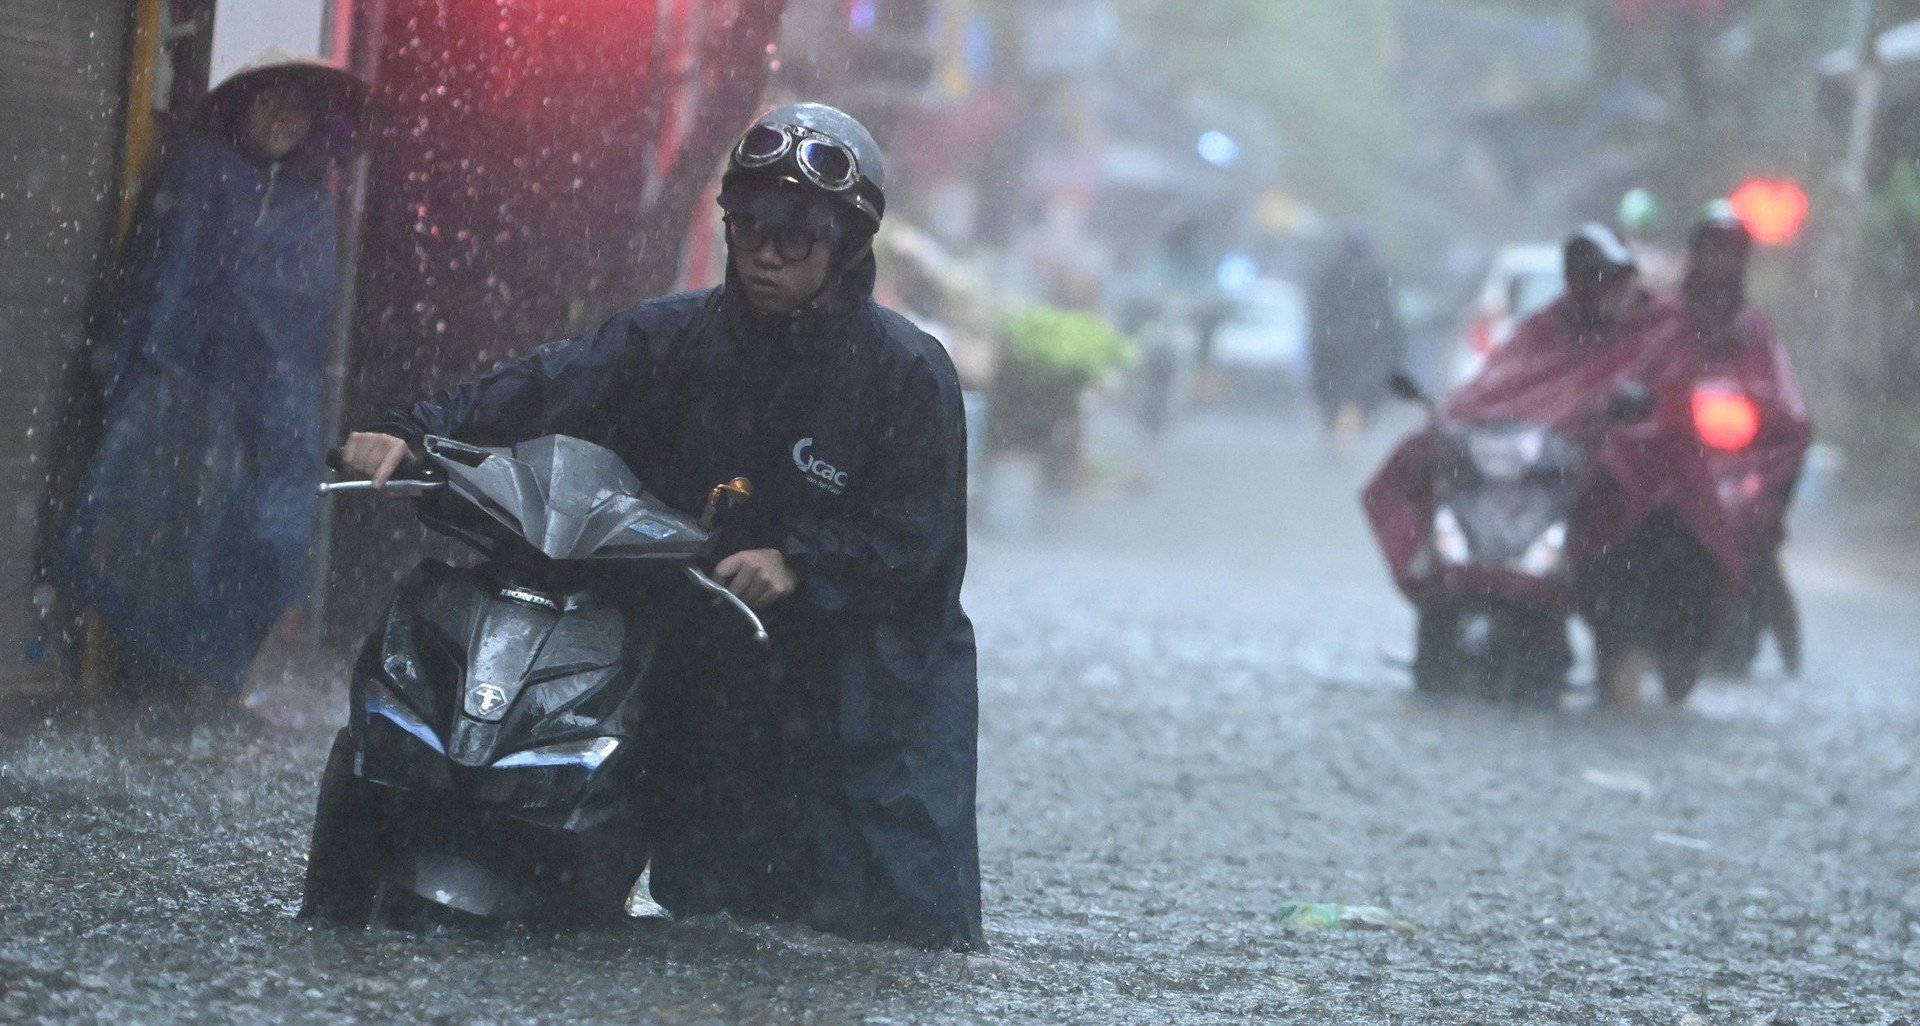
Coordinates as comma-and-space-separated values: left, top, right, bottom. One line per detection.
51, 56, 366, 706
1131, 301, 1191, 442
1311, 226, 1404, 455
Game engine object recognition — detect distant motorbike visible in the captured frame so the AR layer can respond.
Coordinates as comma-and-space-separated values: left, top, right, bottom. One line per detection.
1688, 381, 1802, 677
1383, 372, 1596, 702
297, 434, 763, 926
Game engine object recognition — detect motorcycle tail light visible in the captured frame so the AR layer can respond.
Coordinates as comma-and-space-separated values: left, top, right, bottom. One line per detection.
1692, 387, 1759, 451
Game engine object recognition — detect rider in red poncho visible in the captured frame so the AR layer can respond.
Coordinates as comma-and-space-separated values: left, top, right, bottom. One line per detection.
1368, 217, 1812, 709
1592, 204, 1813, 701
1364, 224, 1680, 695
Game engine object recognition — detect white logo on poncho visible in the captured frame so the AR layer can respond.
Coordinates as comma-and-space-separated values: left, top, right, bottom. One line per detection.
792, 437, 848, 495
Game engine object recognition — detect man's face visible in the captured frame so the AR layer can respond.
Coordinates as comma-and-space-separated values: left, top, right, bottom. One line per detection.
729, 215, 833, 314
1688, 237, 1747, 289
1592, 272, 1636, 327
244, 85, 316, 161
1570, 269, 1637, 330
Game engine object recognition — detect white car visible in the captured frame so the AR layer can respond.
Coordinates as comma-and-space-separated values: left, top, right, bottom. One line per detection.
1451, 244, 1563, 387
1212, 277, 1309, 384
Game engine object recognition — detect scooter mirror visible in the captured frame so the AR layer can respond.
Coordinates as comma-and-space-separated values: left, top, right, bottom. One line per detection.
700, 477, 754, 530
1387, 371, 1433, 407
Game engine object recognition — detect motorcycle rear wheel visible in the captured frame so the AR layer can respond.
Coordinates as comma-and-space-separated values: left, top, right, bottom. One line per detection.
1703, 601, 1763, 679
1704, 555, 1802, 679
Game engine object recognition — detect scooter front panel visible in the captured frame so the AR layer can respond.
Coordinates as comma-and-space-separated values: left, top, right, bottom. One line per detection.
464, 599, 560, 724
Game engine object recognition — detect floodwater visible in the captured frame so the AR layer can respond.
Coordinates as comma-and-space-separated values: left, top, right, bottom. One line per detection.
4, 403, 1918, 1024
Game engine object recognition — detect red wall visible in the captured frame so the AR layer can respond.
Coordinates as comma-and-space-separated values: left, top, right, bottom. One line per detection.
325, 0, 784, 635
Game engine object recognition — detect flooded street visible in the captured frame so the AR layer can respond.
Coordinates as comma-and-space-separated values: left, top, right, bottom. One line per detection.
8, 2, 1918, 1023
5, 404, 1918, 1025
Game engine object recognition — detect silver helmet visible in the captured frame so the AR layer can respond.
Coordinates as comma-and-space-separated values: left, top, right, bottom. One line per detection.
722, 102, 886, 229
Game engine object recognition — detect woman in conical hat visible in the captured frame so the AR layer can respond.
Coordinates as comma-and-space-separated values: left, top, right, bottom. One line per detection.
54, 54, 368, 707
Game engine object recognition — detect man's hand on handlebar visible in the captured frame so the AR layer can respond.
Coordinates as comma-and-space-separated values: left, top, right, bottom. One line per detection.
340, 431, 414, 488
713, 549, 796, 610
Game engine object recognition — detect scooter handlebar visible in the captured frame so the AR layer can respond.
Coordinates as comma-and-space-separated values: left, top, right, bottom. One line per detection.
320, 442, 442, 495
315, 479, 446, 496
683, 565, 771, 645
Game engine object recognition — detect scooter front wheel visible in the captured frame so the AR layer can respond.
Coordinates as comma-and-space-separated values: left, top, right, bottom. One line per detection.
297, 729, 383, 924
1413, 603, 1568, 704
1412, 606, 1468, 696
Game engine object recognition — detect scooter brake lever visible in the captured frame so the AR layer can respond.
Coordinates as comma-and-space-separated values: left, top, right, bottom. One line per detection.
683, 566, 771, 645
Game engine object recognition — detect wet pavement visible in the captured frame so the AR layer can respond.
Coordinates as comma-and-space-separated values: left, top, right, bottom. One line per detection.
4, 402, 1919, 1024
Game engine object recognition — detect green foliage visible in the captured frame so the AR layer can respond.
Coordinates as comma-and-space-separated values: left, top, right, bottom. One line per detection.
999, 307, 1135, 379
1464, 0, 1846, 223
1830, 379, 1920, 497
988, 308, 1134, 452
1857, 162, 1920, 475
1864, 160, 1920, 285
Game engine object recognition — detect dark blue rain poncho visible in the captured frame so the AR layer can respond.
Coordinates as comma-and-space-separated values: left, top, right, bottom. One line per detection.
1310, 236, 1404, 417
379, 250, 984, 951
53, 71, 345, 693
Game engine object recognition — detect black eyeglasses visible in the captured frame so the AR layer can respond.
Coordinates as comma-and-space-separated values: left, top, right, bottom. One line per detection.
725, 214, 827, 262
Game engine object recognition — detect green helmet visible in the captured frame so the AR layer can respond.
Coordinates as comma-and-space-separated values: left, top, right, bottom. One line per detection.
1617, 187, 1660, 232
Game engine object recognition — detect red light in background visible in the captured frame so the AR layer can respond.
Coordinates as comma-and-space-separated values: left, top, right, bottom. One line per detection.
1468, 311, 1495, 356
1692, 387, 1760, 451
1729, 177, 1808, 247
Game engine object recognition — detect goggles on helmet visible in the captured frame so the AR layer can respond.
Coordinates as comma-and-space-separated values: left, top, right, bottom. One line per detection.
733, 123, 860, 194
724, 213, 829, 263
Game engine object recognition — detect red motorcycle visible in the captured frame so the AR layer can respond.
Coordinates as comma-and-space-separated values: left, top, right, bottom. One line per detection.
1689, 380, 1805, 676
1365, 271, 1683, 704
1371, 372, 1654, 702
1379, 374, 1586, 700
1580, 317, 1812, 698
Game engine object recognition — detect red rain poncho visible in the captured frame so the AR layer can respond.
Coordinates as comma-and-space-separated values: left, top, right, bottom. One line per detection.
1365, 291, 1811, 613
1363, 292, 1680, 605
1603, 304, 1812, 589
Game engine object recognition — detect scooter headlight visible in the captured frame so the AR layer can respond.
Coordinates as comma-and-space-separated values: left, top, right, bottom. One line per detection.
1516, 520, 1568, 577
1433, 505, 1472, 565
491, 736, 620, 772
366, 678, 444, 755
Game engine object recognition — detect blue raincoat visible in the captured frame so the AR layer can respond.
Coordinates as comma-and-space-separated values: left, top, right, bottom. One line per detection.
380, 249, 984, 951
54, 116, 339, 692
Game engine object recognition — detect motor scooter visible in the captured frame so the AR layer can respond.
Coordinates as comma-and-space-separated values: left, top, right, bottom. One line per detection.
297, 433, 764, 926
1688, 381, 1802, 677
1381, 373, 1585, 701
